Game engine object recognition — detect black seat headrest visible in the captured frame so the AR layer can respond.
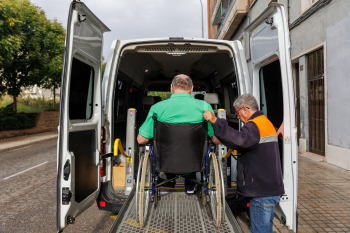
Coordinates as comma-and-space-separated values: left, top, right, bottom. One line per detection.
194, 94, 204, 100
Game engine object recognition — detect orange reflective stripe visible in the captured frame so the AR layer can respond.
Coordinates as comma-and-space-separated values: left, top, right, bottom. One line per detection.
248, 115, 277, 138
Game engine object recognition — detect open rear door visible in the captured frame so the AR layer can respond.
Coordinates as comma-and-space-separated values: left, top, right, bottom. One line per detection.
244, 3, 298, 232
57, 2, 110, 232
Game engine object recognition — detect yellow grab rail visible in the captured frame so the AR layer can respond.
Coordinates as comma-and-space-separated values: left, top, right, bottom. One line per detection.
222, 148, 237, 159
114, 138, 131, 158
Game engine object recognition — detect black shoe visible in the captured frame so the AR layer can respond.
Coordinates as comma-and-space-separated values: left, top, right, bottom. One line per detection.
185, 184, 197, 195
158, 177, 175, 188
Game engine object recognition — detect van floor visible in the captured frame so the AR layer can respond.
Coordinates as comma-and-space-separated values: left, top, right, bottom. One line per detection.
113, 192, 236, 233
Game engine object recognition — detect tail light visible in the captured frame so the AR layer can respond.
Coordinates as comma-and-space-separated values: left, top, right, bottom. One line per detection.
247, 203, 250, 207
99, 201, 106, 207
100, 126, 105, 177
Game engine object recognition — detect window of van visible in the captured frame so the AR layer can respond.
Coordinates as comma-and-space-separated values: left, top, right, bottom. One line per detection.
215, 87, 225, 109
147, 91, 171, 101
115, 80, 127, 116
227, 80, 239, 114
69, 58, 94, 120
259, 60, 283, 129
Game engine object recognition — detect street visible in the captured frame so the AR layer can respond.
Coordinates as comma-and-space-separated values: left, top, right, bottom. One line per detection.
2, 137, 350, 232
0, 139, 114, 233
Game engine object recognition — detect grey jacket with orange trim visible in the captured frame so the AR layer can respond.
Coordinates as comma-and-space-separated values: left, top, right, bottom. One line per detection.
213, 110, 284, 197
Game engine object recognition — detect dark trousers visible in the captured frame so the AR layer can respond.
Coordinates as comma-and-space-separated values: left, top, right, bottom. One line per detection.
165, 172, 197, 189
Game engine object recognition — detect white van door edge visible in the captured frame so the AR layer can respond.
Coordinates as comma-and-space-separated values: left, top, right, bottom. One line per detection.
244, 3, 298, 232
57, 1, 110, 232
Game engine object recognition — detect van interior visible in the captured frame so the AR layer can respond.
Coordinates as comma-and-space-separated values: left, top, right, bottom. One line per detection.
108, 42, 283, 198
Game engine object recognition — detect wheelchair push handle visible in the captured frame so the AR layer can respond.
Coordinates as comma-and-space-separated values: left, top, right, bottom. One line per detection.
114, 138, 131, 158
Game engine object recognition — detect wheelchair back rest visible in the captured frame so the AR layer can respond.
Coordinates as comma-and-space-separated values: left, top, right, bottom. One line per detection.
153, 121, 208, 173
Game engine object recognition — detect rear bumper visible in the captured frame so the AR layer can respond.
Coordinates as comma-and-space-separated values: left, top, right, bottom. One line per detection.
226, 195, 250, 214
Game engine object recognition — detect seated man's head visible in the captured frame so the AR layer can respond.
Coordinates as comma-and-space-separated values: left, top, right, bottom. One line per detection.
233, 93, 259, 124
171, 74, 193, 94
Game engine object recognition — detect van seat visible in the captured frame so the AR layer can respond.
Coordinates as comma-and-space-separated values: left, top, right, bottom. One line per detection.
143, 96, 156, 110
138, 96, 156, 128
204, 93, 219, 111
195, 94, 204, 100
154, 96, 162, 104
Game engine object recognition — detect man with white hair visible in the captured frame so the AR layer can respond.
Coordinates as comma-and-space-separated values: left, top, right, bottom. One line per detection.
137, 74, 221, 194
203, 93, 284, 233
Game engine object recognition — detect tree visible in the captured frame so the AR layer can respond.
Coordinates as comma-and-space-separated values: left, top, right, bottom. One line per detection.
102, 56, 106, 78
0, 0, 24, 96
41, 19, 65, 109
0, 0, 56, 113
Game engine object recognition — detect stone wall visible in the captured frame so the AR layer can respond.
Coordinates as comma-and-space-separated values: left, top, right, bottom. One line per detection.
0, 112, 58, 139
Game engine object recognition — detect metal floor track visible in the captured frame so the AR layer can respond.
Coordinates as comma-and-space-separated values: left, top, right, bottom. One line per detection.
109, 188, 242, 233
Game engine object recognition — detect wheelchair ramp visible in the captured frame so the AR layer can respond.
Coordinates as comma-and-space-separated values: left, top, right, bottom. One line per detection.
109, 188, 243, 233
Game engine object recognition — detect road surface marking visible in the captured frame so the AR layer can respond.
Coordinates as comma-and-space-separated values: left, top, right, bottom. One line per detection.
2, 161, 49, 181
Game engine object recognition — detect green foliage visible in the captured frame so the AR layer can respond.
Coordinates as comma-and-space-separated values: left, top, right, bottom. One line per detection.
0, 0, 65, 112
18, 96, 59, 112
0, 94, 59, 113
0, 103, 37, 131
102, 56, 106, 79
147, 92, 172, 100
41, 19, 65, 107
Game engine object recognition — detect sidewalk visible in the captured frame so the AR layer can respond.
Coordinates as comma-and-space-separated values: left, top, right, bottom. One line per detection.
0, 131, 58, 153
273, 152, 350, 233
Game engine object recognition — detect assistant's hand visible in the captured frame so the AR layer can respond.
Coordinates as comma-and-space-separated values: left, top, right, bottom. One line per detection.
211, 136, 222, 145
203, 110, 217, 124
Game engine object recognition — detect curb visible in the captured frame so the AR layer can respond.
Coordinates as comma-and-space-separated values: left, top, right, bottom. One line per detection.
0, 136, 58, 154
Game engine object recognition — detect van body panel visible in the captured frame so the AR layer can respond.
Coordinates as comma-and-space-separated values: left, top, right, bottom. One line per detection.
245, 3, 297, 232
57, 2, 110, 231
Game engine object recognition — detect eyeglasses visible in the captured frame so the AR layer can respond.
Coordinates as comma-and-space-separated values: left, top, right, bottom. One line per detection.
235, 106, 250, 116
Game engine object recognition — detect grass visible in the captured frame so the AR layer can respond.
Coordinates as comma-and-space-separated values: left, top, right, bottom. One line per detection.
0, 95, 59, 113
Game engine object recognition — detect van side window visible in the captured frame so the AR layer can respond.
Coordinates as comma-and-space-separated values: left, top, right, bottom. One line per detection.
227, 80, 239, 114
116, 80, 127, 116
215, 87, 225, 109
69, 58, 94, 120
259, 60, 283, 128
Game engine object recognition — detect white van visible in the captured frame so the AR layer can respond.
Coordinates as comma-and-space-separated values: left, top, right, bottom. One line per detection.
57, 1, 298, 232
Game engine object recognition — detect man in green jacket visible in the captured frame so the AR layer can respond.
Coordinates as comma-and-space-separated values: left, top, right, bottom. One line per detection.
137, 74, 220, 194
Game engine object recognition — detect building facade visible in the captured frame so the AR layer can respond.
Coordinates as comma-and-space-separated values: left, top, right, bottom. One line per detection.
207, 0, 350, 171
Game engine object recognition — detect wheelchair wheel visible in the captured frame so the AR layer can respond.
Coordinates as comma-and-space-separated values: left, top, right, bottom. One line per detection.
137, 151, 152, 227
201, 188, 206, 206
209, 153, 222, 227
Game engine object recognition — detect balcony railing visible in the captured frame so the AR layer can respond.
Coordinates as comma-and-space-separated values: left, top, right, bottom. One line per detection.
215, 0, 236, 38
212, 0, 218, 14
215, 0, 249, 40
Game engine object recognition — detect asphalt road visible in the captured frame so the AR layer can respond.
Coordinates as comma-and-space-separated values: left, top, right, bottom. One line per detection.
0, 138, 115, 233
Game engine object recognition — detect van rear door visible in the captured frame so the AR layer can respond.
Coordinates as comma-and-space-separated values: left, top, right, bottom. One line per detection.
244, 3, 298, 232
57, 1, 110, 232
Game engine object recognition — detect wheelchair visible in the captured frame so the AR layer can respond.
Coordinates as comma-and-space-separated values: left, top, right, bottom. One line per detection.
135, 115, 225, 228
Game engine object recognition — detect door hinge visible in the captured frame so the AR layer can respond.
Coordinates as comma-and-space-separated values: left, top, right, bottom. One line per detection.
265, 17, 273, 25
280, 194, 289, 202
67, 215, 75, 225
62, 188, 72, 205
78, 14, 86, 23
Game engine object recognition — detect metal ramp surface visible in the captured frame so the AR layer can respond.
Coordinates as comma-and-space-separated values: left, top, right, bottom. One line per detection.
109, 188, 243, 233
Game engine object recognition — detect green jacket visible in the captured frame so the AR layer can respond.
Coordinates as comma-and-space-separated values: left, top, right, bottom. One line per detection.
139, 93, 215, 139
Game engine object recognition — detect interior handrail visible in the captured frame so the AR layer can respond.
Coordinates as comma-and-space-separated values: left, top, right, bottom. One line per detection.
114, 138, 131, 158
222, 148, 238, 158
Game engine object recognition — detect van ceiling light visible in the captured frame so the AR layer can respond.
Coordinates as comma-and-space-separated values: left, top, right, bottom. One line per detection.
167, 52, 186, 55
145, 69, 148, 72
